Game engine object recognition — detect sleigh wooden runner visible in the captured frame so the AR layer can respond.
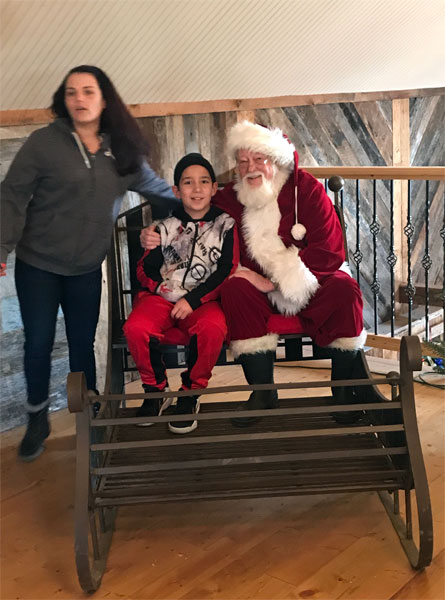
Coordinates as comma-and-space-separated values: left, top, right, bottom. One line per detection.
67, 186, 433, 593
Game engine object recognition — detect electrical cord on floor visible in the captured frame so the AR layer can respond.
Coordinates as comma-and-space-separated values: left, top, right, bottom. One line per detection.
414, 372, 445, 390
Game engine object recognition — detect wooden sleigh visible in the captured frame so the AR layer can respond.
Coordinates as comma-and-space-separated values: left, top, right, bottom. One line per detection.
67, 179, 433, 593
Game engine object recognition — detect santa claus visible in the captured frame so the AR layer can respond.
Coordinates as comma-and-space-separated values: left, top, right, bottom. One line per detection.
213, 121, 366, 426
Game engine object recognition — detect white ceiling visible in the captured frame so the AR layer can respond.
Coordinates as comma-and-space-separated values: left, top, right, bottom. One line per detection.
1, 0, 444, 111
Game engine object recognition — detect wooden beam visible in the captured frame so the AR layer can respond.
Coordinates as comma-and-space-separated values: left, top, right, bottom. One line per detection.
393, 99, 410, 167
0, 108, 52, 126
1, 87, 444, 126
366, 334, 442, 357
218, 166, 445, 186
366, 334, 402, 352
304, 166, 445, 180
392, 98, 411, 310
397, 285, 444, 306
236, 111, 256, 123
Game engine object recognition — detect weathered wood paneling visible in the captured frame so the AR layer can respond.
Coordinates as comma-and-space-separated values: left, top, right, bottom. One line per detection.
138, 111, 239, 183
410, 96, 445, 291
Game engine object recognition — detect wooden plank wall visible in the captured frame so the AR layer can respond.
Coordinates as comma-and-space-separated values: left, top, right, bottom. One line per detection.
410, 96, 445, 289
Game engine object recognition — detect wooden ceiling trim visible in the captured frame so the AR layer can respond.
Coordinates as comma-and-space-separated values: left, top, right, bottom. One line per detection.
1, 88, 444, 127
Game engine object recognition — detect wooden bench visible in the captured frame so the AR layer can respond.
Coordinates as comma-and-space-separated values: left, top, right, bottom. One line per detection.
67, 181, 433, 593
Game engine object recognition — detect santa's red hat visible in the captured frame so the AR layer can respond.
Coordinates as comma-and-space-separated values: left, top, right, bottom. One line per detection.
227, 121, 306, 240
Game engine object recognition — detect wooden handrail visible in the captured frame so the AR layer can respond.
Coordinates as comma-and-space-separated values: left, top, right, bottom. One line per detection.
366, 334, 442, 357
304, 166, 445, 181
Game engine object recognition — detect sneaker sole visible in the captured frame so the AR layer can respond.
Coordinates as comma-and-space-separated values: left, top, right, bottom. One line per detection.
137, 395, 175, 427
168, 400, 200, 434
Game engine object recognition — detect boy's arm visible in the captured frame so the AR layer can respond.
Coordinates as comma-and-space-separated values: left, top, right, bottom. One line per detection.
183, 226, 239, 309
136, 245, 164, 292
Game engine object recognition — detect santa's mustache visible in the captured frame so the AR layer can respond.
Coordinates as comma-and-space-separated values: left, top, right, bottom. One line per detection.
243, 171, 265, 182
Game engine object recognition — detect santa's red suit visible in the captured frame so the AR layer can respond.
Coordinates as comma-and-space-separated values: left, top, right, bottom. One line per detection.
213, 121, 365, 359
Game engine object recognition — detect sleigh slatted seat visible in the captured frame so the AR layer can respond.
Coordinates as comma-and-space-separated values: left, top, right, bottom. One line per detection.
67, 179, 433, 593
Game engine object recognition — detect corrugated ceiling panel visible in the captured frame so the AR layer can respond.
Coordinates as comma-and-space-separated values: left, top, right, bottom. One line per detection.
1, 0, 444, 110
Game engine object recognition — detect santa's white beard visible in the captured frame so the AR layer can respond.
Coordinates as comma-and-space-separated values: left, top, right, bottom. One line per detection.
235, 162, 320, 316
234, 166, 290, 210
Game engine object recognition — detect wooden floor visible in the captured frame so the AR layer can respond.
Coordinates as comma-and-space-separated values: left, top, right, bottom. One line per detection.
1, 362, 444, 600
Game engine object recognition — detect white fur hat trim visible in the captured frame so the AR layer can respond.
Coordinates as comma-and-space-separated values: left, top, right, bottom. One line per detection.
227, 121, 295, 168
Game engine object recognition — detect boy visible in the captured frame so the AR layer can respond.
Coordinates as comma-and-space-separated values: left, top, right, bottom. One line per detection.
123, 153, 238, 434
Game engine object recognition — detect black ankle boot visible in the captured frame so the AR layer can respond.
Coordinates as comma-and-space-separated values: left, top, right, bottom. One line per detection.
18, 408, 50, 462
330, 349, 363, 424
232, 351, 278, 428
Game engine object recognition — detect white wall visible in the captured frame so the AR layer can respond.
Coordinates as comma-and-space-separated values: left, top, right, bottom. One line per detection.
1, 0, 444, 110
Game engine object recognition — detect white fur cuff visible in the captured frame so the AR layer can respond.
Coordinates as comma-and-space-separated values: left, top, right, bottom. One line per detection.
327, 329, 368, 351
230, 333, 279, 359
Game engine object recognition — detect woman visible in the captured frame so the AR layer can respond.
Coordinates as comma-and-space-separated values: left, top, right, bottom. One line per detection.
1, 65, 178, 461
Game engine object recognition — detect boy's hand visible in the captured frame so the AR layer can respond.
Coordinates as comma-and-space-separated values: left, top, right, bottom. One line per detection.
140, 225, 161, 250
171, 298, 193, 320
230, 269, 275, 293
0, 263, 6, 277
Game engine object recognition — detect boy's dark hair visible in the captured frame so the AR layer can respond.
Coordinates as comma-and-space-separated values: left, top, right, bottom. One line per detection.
174, 153, 216, 187
51, 65, 149, 176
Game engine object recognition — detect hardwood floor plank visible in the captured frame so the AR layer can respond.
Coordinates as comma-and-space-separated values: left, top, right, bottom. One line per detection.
390, 549, 445, 600
281, 519, 415, 599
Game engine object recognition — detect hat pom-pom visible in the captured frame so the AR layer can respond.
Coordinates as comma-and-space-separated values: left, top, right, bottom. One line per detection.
291, 223, 306, 240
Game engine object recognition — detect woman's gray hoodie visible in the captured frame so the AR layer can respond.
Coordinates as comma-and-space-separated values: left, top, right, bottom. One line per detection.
0, 119, 178, 275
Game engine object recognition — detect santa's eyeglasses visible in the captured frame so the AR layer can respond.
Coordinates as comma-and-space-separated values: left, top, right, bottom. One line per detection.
236, 155, 271, 168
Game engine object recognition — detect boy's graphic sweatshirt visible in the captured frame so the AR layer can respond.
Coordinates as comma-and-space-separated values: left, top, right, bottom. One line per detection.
137, 205, 238, 309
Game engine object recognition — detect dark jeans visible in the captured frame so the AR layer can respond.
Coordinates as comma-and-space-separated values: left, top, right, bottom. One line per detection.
15, 258, 102, 410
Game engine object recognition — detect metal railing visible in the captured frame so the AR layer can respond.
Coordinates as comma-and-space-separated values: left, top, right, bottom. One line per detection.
307, 167, 445, 342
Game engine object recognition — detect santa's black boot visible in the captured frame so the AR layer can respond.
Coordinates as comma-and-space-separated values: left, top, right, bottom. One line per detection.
330, 349, 363, 424
18, 407, 51, 462
231, 351, 278, 428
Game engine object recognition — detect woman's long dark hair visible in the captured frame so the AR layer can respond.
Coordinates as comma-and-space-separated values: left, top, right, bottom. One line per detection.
51, 65, 149, 175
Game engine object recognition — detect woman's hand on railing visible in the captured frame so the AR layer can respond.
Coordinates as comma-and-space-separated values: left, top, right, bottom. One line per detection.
140, 225, 161, 250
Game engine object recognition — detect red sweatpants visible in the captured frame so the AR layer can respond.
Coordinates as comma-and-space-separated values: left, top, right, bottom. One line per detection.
123, 292, 227, 390
220, 271, 363, 348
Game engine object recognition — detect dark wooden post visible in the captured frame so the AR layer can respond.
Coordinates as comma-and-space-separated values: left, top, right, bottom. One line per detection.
328, 176, 348, 259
